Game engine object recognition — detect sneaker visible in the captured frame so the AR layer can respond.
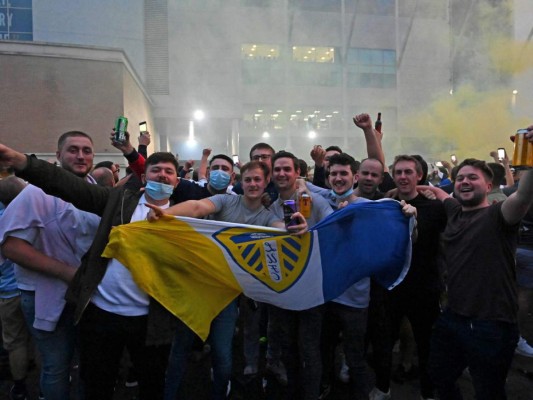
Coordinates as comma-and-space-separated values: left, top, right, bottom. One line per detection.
420, 390, 436, 400
243, 364, 258, 376
516, 337, 533, 357
369, 387, 391, 400
125, 367, 139, 388
318, 383, 331, 399
9, 385, 28, 400
338, 357, 349, 383
265, 361, 288, 386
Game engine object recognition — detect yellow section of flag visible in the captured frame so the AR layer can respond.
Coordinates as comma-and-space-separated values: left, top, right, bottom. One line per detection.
102, 215, 241, 340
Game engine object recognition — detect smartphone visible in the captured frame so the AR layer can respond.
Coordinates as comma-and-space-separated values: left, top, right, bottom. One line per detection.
497, 148, 505, 161
139, 121, 147, 134
435, 161, 443, 167
450, 154, 457, 163
232, 155, 239, 164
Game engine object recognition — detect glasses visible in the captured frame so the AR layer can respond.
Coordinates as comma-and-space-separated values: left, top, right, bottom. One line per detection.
252, 154, 272, 161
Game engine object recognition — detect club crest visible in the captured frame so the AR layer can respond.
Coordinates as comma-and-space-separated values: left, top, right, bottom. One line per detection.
213, 227, 313, 293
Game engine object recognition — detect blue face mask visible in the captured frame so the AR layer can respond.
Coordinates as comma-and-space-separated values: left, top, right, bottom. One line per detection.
209, 170, 231, 191
330, 187, 354, 200
144, 180, 174, 200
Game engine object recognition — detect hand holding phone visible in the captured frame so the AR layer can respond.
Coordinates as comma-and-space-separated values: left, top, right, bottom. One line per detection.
139, 121, 147, 134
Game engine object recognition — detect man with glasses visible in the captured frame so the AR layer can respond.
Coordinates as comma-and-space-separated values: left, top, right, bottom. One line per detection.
233, 143, 278, 204
94, 161, 121, 184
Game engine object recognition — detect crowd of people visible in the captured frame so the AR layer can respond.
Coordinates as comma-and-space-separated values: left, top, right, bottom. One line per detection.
0, 113, 532, 400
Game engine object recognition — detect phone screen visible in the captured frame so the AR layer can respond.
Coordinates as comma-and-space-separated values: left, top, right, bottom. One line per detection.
232, 155, 239, 164
139, 121, 147, 133
435, 161, 443, 167
450, 154, 457, 162
497, 148, 505, 160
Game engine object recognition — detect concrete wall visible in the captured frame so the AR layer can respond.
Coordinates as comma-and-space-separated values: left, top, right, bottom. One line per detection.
0, 42, 154, 169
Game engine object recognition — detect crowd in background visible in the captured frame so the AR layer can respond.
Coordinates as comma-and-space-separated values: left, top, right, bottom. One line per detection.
0, 114, 533, 400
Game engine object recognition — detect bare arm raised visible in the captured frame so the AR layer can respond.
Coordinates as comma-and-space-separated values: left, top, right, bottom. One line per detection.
353, 113, 388, 172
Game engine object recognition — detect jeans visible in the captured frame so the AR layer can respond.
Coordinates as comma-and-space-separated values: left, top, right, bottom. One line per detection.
20, 290, 76, 400
429, 309, 519, 400
389, 288, 440, 398
366, 282, 393, 393
271, 304, 324, 400
165, 299, 238, 400
322, 302, 369, 400
79, 303, 170, 400
241, 297, 265, 370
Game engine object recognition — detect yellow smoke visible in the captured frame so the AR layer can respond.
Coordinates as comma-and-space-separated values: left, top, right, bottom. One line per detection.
401, 1, 532, 163
403, 85, 529, 161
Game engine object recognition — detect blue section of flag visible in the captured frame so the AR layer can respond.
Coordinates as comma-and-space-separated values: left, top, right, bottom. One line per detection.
311, 199, 411, 301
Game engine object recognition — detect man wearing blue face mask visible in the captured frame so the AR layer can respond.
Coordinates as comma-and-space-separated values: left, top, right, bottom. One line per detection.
111, 134, 236, 202
0, 144, 180, 400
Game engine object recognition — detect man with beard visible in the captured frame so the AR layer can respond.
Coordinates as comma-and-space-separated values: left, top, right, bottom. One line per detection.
424, 155, 533, 399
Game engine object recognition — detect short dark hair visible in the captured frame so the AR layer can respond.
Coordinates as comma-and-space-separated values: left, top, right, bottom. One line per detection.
457, 158, 493, 182
325, 145, 342, 154
145, 152, 179, 174
487, 163, 506, 186
298, 159, 308, 177
57, 131, 93, 150
94, 161, 113, 170
210, 154, 234, 170
240, 160, 270, 179
272, 151, 300, 172
411, 155, 428, 184
0, 176, 26, 205
328, 153, 358, 174
249, 143, 275, 159
392, 155, 423, 176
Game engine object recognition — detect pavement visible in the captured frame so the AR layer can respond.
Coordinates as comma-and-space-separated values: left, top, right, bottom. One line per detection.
1, 315, 533, 400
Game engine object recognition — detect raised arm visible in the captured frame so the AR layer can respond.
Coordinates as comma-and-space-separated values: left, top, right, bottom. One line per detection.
353, 113, 388, 172
147, 198, 217, 220
198, 148, 212, 181
0, 144, 109, 214
501, 169, 533, 225
0, 144, 29, 170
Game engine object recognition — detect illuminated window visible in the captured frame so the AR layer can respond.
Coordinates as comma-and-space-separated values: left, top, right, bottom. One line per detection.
292, 46, 335, 63
241, 44, 281, 61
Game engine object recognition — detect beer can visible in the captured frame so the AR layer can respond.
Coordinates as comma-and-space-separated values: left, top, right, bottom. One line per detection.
299, 193, 312, 219
114, 116, 128, 143
283, 200, 297, 227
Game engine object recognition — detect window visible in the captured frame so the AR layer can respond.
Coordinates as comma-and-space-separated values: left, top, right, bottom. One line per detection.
0, 0, 33, 41
346, 48, 396, 88
292, 46, 335, 63
241, 43, 281, 61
